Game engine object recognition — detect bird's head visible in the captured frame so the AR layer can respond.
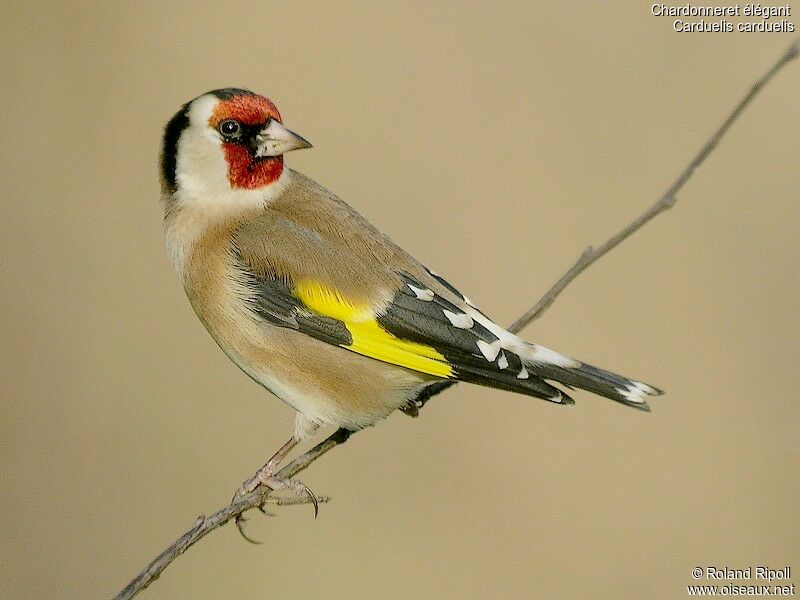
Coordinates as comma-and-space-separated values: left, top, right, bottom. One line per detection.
160, 88, 311, 200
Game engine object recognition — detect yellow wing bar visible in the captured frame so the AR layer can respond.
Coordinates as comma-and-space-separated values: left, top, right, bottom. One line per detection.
295, 280, 454, 378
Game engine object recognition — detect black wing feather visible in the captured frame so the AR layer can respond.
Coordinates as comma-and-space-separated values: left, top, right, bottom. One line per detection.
379, 273, 573, 404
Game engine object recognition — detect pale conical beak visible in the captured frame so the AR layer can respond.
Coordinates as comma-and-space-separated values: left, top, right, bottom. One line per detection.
255, 119, 312, 157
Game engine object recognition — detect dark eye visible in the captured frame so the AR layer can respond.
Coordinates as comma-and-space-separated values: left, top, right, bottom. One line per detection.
219, 119, 242, 139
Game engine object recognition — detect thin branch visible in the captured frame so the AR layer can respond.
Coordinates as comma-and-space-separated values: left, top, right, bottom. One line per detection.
113, 39, 798, 600
113, 428, 349, 600
509, 37, 799, 333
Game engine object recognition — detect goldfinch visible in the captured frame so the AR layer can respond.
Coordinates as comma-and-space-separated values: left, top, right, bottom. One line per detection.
160, 88, 661, 494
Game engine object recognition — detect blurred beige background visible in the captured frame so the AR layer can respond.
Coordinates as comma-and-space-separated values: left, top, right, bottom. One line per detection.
2, 2, 798, 599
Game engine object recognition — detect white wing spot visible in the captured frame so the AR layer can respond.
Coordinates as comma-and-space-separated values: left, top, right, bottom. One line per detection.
442, 309, 474, 329
407, 284, 434, 301
549, 392, 562, 403
477, 340, 501, 362
497, 352, 509, 370
517, 365, 529, 379
616, 382, 653, 403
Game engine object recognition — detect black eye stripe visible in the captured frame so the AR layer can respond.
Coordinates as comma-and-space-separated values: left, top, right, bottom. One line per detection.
217, 121, 264, 144
217, 122, 278, 164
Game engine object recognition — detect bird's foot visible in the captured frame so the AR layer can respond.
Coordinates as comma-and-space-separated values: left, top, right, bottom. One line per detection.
233, 437, 320, 542
238, 462, 319, 515
233, 467, 320, 542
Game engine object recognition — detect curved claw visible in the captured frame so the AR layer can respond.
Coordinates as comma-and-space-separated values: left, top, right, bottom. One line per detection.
234, 513, 263, 545
301, 484, 319, 518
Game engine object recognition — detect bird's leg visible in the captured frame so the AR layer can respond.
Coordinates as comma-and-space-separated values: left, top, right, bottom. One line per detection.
235, 434, 320, 536
237, 416, 322, 515
239, 436, 300, 495
234, 427, 352, 540
234, 436, 314, 541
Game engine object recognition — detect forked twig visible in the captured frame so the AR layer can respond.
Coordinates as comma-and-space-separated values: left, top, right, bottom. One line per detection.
113, 39, 798, 600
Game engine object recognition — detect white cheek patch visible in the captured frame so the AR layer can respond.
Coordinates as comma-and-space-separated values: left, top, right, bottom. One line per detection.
177, 96, 230, 198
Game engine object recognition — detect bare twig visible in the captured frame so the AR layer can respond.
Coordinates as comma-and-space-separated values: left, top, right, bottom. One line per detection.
509, 37, 799, 333
113, 39, 798, 600
114, 428, 348, 600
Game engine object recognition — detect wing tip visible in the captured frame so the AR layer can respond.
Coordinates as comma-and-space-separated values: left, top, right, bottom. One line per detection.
547, 389, 575, 406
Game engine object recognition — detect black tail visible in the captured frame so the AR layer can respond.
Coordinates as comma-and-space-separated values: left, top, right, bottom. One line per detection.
442, 341, 661, 409
456, 361, 576, 405
527, 360, 662, 411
